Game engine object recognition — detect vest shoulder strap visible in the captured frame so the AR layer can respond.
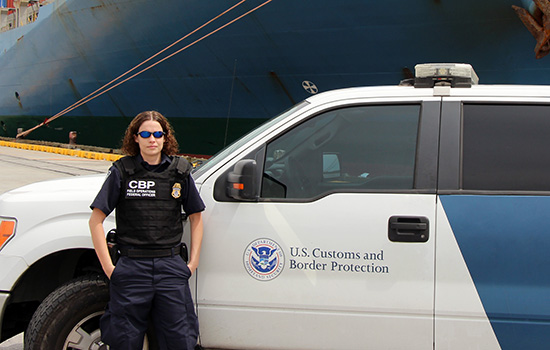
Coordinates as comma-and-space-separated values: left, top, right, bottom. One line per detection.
173, 156, 192, 178
114, 156, 137, 176
115, 156, 189, 177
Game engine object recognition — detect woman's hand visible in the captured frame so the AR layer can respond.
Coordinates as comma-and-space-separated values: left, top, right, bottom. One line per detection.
187, 262, 198, 276
104, 264, 116, 279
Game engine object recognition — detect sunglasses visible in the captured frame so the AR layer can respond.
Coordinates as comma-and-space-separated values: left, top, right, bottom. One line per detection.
136, 131, 166, 138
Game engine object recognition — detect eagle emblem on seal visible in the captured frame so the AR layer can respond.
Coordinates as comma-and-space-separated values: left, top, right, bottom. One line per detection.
243, 238, 285, 281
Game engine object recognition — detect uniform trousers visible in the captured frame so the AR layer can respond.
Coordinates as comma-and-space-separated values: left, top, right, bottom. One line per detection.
100, 255, 199, 350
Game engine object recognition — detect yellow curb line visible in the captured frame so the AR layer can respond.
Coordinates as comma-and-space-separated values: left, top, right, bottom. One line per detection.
0, 140, 123, 162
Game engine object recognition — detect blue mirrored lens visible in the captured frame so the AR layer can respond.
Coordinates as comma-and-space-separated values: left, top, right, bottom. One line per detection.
137, 131, 165, 138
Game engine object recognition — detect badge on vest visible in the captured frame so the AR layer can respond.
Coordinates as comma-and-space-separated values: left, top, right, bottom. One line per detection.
171, 183, 182, 199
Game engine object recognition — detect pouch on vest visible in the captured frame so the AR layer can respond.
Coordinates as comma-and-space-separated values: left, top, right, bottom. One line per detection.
106, 229, 119, 265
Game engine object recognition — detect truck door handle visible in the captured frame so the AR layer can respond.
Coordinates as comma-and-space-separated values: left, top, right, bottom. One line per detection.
388, 216, 429, 243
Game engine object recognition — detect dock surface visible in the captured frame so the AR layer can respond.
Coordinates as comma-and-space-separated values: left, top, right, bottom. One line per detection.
0, 144, 112, 194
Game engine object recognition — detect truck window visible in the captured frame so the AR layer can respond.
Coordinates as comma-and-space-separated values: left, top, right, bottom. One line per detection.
261, 104, 421, 199
462, 104, 550, 191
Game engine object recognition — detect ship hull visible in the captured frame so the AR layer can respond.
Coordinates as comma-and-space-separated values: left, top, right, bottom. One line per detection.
0, 0, 547, 154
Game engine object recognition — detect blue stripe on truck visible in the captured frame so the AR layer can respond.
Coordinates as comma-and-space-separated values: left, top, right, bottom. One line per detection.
440, 195, 550, 350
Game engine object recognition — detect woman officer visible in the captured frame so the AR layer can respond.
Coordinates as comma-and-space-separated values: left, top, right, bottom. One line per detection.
89, 111, 204, 350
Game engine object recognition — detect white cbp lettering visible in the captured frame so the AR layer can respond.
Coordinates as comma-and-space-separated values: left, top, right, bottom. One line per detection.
129, 180, 155, 189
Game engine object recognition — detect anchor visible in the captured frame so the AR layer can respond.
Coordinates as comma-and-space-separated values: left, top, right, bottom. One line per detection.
513, 0, 550, 58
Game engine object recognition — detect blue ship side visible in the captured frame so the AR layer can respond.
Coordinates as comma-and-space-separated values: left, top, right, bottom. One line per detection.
0, 0, 548, 154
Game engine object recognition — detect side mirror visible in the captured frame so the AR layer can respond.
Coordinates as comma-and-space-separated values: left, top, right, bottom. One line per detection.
227, 159, 258, 201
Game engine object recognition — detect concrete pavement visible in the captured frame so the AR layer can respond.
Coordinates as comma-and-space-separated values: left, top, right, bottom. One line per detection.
0, 143, 113, 194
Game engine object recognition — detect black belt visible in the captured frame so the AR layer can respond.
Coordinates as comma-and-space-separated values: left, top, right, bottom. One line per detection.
119, 245, 181, 258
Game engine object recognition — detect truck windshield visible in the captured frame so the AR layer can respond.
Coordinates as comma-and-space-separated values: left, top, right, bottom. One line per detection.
193, 100, 310, 178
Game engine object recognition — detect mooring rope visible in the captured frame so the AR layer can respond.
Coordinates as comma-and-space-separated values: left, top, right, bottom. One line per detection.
17, 0, 272, 138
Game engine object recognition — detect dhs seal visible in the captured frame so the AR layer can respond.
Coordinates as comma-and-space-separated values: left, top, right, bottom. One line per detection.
243, 238, 285, 281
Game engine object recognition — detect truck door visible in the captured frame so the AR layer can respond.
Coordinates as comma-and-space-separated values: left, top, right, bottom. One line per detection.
197, 100, 441, 349
435, 101, 550, 349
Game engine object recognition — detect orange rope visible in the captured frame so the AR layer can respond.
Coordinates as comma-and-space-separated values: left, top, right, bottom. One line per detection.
17, 0, 272, 138
50, 0, 247, 122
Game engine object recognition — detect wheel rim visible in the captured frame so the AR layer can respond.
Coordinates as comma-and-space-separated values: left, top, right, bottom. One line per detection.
62, 311, 149, 350
63, 311, 103, 350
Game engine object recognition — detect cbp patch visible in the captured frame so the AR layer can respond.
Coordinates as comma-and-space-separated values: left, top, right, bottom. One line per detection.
171, 183, 182, 199
126, 180, 157, 198
244, 238, 285, 281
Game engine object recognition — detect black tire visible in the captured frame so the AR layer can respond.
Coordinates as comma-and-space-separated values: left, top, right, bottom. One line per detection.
24, 274, 157, 350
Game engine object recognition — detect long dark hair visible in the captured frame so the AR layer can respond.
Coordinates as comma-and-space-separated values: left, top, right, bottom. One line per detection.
120, 111, 179, 156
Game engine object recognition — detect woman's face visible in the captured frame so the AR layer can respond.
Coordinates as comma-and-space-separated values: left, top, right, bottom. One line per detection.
134, 119, 165, 161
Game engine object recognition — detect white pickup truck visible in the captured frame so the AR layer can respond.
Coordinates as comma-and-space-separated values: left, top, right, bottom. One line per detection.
1, 64, 550, 349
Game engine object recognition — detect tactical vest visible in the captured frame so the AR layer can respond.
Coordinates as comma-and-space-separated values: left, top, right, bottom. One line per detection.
114, 156, 192, 248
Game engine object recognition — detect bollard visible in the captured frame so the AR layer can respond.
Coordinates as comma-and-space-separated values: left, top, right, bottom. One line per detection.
69, 131, 77, 148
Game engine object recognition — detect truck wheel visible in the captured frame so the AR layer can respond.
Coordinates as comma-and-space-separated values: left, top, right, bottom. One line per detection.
24, 274, 157, 350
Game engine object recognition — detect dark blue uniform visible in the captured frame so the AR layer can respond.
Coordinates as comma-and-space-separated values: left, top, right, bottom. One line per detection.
91, 154, 205, 350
